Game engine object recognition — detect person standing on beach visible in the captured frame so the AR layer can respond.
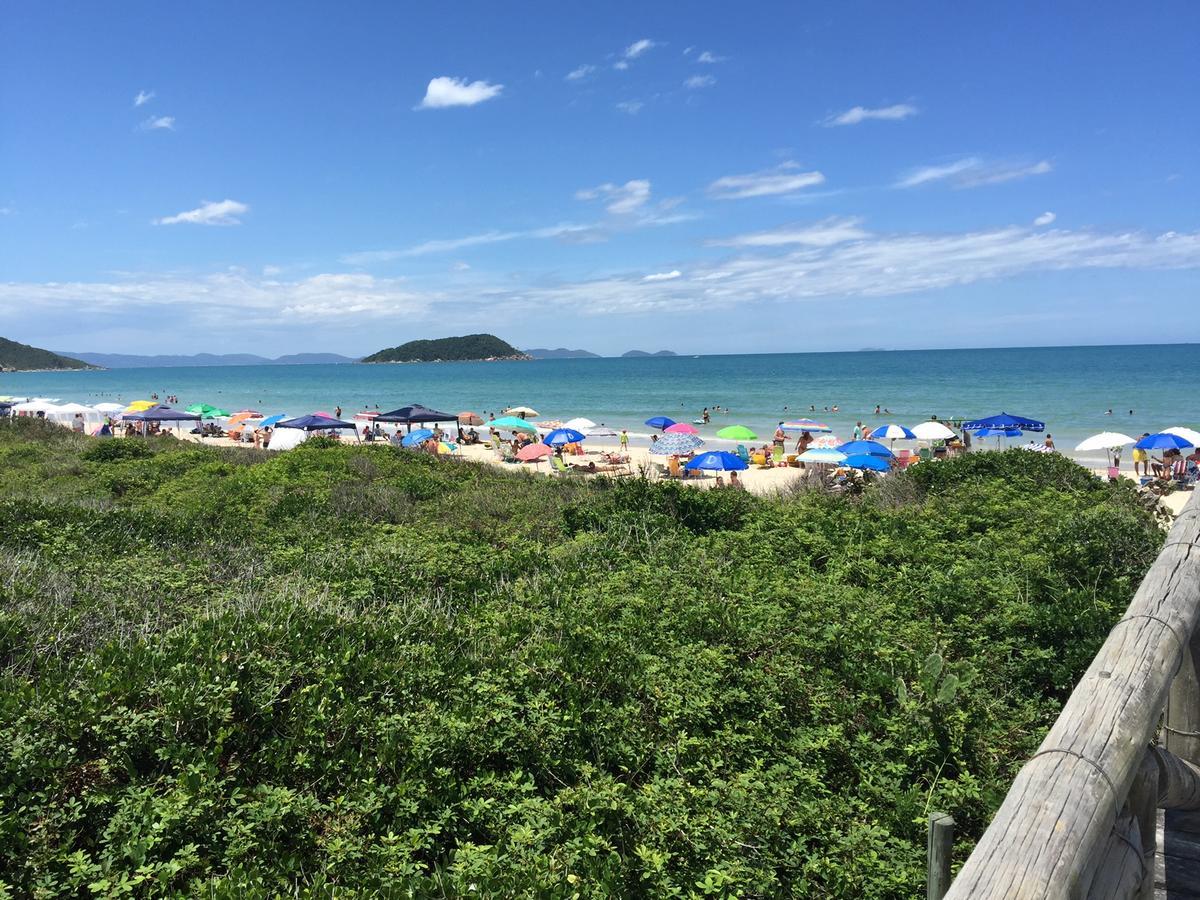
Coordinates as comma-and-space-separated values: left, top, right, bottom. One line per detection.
773, 423, 786, 451
619, 429, 629, 451
1133, 434, 1150, 476
853, 421, 863, 440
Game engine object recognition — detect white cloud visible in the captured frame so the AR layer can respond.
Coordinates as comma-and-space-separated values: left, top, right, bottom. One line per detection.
643, 270, 682, 282
707, 163, 825, 200
0, 206, 12, 216
696, 51, 725, 63
262, 265, 283, 276
623, 38, 656, 60
416, 76, 503, 109
566, 64, 596, 81
453, 261, 471, 271
140, 116, 175, 131
826, 103, 918, 126
896, 157, 1053, 189
684, 75, 716, 89
134, 90, 155, 107
615, 100, 643, 115
712, 217, 870, 248
576, 179, 651, 214
1034, 211, 1057, 226
6, 224, 1200, 329
155, 199, 249, 226
341, 223, 596, 262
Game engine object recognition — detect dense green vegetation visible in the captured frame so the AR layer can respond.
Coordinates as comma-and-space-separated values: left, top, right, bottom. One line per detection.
0, 418, 1163, 896
362, 333, 528, 363
0, 336, 92, 371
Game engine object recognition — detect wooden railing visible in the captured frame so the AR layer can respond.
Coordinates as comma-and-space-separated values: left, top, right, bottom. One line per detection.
944, 490, 1200, 898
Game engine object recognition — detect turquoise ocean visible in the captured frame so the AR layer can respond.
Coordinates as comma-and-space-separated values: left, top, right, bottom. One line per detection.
3, 344, 1197, 465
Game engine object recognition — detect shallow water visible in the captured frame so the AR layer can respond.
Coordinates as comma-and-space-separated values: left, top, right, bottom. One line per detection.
4, 344, 1197, 464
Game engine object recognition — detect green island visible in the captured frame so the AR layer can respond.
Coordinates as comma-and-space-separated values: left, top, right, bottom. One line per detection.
361, 334, 530, 364
0, 336, 93, 372
0, 418, 1163, 896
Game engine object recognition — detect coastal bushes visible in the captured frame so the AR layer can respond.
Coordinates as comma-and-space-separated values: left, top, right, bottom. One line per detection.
0, 419, 1164, 897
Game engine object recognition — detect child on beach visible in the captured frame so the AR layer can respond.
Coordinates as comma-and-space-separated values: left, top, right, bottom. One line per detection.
619, 429, 629, 450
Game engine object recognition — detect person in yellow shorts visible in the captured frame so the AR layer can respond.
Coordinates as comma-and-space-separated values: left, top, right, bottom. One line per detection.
1132, 434, 1150, 476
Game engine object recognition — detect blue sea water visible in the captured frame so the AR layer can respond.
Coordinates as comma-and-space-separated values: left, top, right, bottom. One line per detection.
3, 344, 1197, 463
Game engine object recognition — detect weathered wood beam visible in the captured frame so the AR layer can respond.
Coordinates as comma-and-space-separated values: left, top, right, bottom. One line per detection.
1149, 745, 1200, 811
946, 494, 1200, 899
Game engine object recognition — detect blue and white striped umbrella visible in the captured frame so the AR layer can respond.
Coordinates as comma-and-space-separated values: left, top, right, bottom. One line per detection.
868, 423, 916, 441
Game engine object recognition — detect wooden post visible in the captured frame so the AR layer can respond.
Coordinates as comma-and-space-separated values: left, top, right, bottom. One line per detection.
927, 812, 954, 900
1166, 631, 1200, 764
1129, 752, 1159, 899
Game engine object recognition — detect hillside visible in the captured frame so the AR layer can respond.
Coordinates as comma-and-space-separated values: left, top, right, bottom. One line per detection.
60, 351, 357, 368
0, 422, 1165, 896
362, 333, 529, 363
0, 337, 93, 371
525, 347, 602, 359
621, 349, 678, 358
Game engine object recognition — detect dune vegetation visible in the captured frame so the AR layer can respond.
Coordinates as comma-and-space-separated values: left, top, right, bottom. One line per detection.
0, 418, 1163, 897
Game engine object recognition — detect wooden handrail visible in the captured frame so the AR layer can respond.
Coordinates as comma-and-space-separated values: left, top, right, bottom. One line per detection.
946, 492, 1200, 898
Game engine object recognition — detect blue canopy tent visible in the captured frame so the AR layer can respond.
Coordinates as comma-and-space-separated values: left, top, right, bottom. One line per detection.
375, 403, 459, 433
962, 412, 1045, 433
684, 450, 748, 472
277, 413, 358, 431
122, 404, 201, 423
644, 416, 677, 431
974, 427, 1023, 439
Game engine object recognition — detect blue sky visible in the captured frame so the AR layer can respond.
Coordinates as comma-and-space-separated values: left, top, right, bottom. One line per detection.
1, 1, 1197, 356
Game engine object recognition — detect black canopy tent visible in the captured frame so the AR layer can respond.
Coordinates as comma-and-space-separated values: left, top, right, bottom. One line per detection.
375, 403, 459, 433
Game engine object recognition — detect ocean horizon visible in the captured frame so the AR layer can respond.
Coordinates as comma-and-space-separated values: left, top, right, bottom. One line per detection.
4, 342, 1197, 464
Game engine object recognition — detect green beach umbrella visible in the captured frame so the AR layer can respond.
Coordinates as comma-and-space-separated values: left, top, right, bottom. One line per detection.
717, 425, 758, 441
185, 403, 230, 418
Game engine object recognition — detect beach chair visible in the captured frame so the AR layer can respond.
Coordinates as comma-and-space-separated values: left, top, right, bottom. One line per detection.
551, 456, 570, 476
667, 456, 683, 479
771, 445, 784, 466
736, 445, 751, 465
918, 447, 933, 463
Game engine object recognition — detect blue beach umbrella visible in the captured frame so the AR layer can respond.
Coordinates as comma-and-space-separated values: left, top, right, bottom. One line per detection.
684, 450, 749, 472
258, 414, 286, 428
837, 439, 894, 458
401, 428, 436, 447
1135, 432, 1194, 451
543, 428, 587, 447
867, 423, 916, 441
490, 415, 538, 432
842, 454, 891, 472
962, 412, 1045, 433
649, 433, 704, 455
645, 416, 677, 431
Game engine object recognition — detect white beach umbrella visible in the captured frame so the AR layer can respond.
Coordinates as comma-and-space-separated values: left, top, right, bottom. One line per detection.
1075, 432, 1135, 452
564, 417, 597, 432
93, 402, 126, 413
1164, 426, 1200, 447
587, 426, 618, 437
798, 448, 847, 464
911, 421, 956, 441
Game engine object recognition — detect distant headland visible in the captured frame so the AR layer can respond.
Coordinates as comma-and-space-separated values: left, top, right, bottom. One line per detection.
621, 349, 678, 358
362, 333, 530, 364
0, 337, 95, 372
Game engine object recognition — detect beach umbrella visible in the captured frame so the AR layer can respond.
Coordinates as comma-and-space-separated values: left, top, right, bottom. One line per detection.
125, 400, 157, 412
716, 425, 757, 441
645, 416, 676, 431
503, 406, 539, 418
587, 425, 619, 437
258, 414, 286, 428
490, 415, 538, 432
437, 442, 456, 454
837, 439, 894, 458
780, 419, 832, 433
962, 412, 1045, 433
401, 428, 437, 447
535, 420, 564, 430
798, 448, 847, 464
122, 404, 201, 423
311, 410, 334, 418
665, 422, 700, 435
517, 443, 553, 462
974, 427, 1023, 438
458, 411, 484, 426
810, 433, 842, 449
1135, 432, 1193, 451
842, 454, 890, 472
1164, 427, 1200, 447
543, 428, 587, 447
564, 417, 597, 431
1075, 432, 1135, 452
233, 409, 264, 417
93, 402, 126, 413
649, 433, 704, 455
684, 450, 748, 472
867, 424, 916, 441
911, 421, 957, 441
1022, 443, 1056, 453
